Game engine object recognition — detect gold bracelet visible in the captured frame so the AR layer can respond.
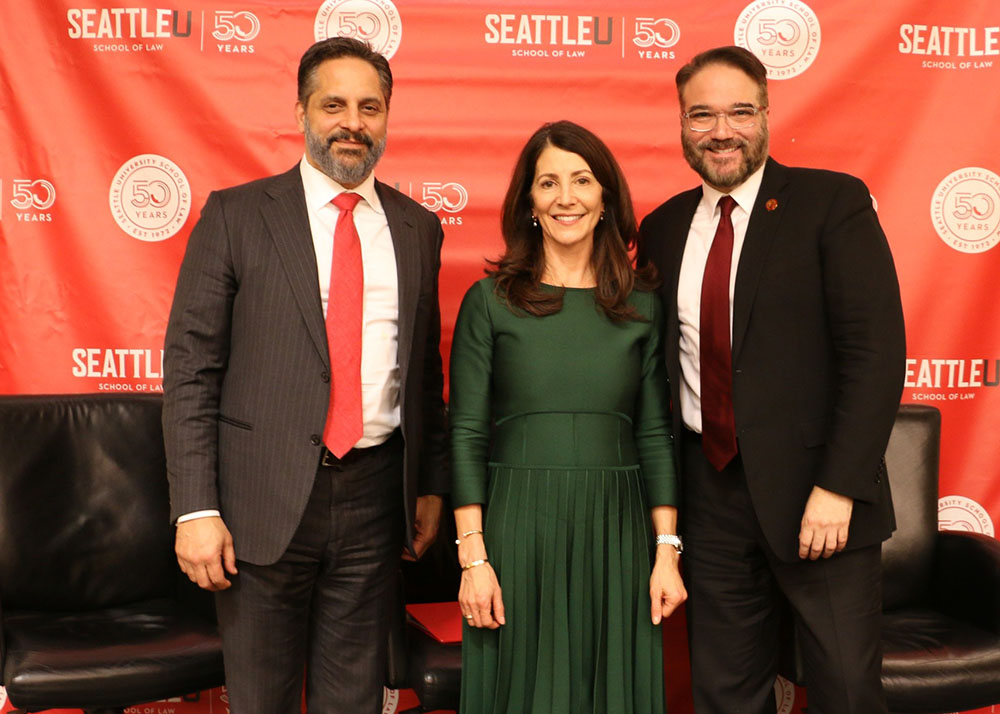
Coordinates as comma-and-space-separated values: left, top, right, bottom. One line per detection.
454, 529, 484, 545
462, 558, 488, 570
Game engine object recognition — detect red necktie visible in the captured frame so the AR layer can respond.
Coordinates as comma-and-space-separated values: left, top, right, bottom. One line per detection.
323, 192, 364, 458
700, 195, 738, 471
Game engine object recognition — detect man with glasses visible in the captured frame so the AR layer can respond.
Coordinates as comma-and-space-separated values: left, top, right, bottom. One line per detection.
639, 46, 905, 713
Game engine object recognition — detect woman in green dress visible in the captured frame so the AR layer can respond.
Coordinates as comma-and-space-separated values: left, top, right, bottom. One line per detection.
449, 120, 686, 714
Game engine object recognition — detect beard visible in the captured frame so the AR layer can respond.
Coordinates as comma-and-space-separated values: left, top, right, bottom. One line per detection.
304, 121, 386, 186
681, 123, 768, 191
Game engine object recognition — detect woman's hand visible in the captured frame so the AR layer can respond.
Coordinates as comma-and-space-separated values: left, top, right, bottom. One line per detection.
454, 505, 505, 628
459, 560, 506, 629
650, 546, 687, 625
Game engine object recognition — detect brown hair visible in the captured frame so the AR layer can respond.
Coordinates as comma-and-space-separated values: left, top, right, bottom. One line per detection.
675, 45, 768, 108
297, 37, 393, 108
490, 121, 656, 322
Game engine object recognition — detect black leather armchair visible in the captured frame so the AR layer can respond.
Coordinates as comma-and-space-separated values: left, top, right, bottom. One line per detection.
781, 404, 1000, 713
0, 394, 225, 714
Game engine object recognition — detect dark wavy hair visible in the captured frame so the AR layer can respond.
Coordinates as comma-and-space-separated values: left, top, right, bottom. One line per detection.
489, 121, 656, 322
297, 37, 393, 108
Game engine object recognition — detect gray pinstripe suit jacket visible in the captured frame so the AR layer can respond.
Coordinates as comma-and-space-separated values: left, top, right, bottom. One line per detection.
162, 165, 449, 566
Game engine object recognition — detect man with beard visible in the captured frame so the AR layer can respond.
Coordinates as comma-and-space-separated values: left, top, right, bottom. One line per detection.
638, 46, 905, 713
162, 37, 449, 714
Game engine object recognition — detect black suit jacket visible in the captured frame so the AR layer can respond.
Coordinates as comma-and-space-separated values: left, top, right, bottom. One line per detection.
639, 158, 906, 562
162, 165, 449, 565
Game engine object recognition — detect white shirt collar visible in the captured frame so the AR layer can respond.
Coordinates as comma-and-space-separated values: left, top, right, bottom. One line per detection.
700, 160, 767, 215
299, 155, 383, 214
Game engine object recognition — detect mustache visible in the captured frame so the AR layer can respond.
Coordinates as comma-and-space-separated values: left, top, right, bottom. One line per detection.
702, 138, 747, 151
326, 130, 374, 149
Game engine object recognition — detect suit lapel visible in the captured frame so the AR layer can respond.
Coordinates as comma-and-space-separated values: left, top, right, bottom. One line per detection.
260, 166, 329, 365
377, 181, 419, 381
732, 158, 790, 363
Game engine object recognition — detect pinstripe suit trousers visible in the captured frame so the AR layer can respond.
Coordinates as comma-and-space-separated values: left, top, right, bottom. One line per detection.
215, 434, 405, 714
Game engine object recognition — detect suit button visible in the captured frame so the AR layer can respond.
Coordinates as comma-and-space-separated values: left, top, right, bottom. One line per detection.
310, 434, 321, 446
321, 371, 330, 383
875, 475, 881, 484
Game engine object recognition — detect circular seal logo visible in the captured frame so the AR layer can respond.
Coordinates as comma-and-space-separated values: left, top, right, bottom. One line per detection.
382, 687, 399, 713
939, 495, 995, 536
773, 675, 796, 714
109, 154, 191, 242
735, 0, 821, 79
314, 0, 402, 59
930, 167, 1000, 253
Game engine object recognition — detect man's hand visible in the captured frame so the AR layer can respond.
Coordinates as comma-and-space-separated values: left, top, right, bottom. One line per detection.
175, 516, 237, 590
403, 494, 443, 561
798, 485, 853, 560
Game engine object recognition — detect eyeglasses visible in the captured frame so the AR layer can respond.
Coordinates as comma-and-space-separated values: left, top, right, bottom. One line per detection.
682, 106, 766, 132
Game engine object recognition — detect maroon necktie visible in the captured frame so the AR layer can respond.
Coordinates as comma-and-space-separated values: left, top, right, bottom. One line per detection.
700, 195, 738, 471
323, 192, 364, 458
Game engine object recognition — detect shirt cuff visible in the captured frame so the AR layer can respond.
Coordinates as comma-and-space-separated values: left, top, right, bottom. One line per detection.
176, 509, 221, 524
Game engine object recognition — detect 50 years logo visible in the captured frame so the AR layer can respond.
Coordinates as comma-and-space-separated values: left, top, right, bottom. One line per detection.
213, 9, 260, 53
632, 17, 680, 59
3, 178, 56, 222
382, 687, 399, 713
395, 179, 468, 226
735, 0, 820, 79
419, 182, 468, 214
773, 675, 795, 714
10, 179, 56, 211
109, 154, 191, 242
939, 495, 995, 537
931, 167, 1000, 253
315, 0, 402, 58
419, 181, 467, 226
212, 11, 260, 42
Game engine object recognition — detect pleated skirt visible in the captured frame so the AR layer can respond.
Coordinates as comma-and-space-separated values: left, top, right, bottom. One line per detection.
459, 464, 665, 714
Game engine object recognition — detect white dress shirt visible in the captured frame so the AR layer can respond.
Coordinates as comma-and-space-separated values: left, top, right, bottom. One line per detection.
177, 159, 401, 524
299, 156, 401, 448
676, 163, 765, 432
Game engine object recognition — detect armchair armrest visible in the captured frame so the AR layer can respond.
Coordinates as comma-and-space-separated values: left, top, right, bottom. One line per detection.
930, 531, 1000, 632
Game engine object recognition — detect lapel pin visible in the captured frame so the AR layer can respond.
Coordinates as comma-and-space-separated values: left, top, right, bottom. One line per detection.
765, 198, 778, 211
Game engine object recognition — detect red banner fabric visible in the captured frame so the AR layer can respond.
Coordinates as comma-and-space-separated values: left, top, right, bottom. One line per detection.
1, 2, 997, 712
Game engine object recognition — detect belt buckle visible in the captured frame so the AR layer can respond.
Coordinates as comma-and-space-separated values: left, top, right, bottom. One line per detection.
321, 449, 338, 467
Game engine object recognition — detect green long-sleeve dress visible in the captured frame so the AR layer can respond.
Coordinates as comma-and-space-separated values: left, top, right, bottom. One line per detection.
449, 278, 677, 714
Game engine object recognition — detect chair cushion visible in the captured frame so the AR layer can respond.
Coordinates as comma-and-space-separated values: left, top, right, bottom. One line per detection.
2, 599, 223, 710
882, 608, 1000, 712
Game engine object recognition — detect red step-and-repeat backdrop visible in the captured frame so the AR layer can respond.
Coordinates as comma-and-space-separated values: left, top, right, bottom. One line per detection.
2, 1, 998, 712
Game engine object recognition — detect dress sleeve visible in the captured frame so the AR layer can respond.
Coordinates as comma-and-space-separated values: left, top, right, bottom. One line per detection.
633, 293, 678, 507
449, 280, 494, 506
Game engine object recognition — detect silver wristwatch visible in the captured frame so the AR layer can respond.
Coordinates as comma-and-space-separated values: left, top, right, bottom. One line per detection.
655, 534, 684, 554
